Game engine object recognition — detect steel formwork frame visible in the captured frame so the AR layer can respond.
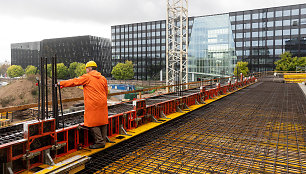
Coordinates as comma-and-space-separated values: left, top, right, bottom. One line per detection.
166, 0, 189, 92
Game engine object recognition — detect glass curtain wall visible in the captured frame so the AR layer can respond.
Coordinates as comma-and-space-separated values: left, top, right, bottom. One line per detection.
188, 14, 237, 81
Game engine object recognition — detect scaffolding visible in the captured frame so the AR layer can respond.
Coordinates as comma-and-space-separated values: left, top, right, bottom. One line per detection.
166, 0, 189, 92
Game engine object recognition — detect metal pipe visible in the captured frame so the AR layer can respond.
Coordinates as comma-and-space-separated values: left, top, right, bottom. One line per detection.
36, 78, 40, 120
58, 86, 64, 128
51, 57, 56, 125
54, 55, 59, 129
40, 57, 45, 120
45, 57, 48, 119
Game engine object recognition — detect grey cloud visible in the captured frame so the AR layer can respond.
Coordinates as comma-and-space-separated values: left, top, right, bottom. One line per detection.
1, 0, 306, 26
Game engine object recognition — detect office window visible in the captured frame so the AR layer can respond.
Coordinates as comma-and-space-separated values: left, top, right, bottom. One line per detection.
259, 31, 266, 37
252, 13, 259, 19
267, 21, 273, 27
230, 16, 235, 21
291, 29, 298, 35
245, 23, 250, 29
244, 32, 250, 38
147, 25, 151, 30
245, 41, 250, 47
276, 11, 282, 17
236, 50, 242, 56
267, 31, 273, 36
283, 20, 290, 26
267, 12, 274, 18
236, 15, 243, 21
252, 23, 258, 28
267, 40, 273, 46
302, 8, 306, 14
231, 25, 235, 30
292, 9, 299, 15
275, 30, 282, 36
116, 28, 120, 32
301, 28, 306, 34
236, 42, 242, 47
236, 33, 243, 38
275, 49, 282, 55
161, 23, 166, 28
236, 24, 243, 30
283, 10, 290, 16
244, 50, 250, 56
252, 41, 258, 46
275, 21, 282, 26
244, 14, 251, 20
275, 39, 282, 45
252, 31, 258, 37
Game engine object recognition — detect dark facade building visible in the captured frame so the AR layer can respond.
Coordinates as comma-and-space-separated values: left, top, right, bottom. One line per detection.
285, 37, 306, 57
11, 41, 41, 68
11, 35, 112, 77
112, 3, 306, 80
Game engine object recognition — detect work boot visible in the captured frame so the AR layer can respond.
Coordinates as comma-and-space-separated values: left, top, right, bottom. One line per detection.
89, 143, 105, 149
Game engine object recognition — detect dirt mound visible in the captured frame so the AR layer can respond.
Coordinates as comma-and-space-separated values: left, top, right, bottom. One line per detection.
0, 75, 84, 108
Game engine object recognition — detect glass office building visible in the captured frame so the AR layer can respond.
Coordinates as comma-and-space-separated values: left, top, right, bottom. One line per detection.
230, 3, 306, 72
111, 21, 167, 80
112, 3, 306, 80
188, 14, 236, 81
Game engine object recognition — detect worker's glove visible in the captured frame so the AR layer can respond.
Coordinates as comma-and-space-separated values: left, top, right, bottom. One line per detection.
56, 82, 63, 89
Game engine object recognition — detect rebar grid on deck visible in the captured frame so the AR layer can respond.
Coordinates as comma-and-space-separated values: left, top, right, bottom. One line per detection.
79, 82, 306, 174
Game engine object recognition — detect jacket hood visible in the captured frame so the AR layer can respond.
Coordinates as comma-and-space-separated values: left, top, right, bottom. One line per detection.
88, 70, 102, 79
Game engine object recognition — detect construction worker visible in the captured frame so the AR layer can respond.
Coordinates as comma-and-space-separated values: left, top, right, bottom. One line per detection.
59, 61, 108, 149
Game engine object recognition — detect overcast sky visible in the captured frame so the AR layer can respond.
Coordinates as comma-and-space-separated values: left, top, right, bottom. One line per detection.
0, 0, 305, 63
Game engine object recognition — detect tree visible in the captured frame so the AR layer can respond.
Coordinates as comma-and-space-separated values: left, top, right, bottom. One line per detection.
75, 63, 86, 77
56, 63, 69, 79
275, 52, 306, 71
111, 60, 134, 80
7, 65, 24, 78
234, 61, 249, 76
25, 65, 37, 75
47, 64, 52, 78
68, 62, 79, 78
0, 63, 10, 76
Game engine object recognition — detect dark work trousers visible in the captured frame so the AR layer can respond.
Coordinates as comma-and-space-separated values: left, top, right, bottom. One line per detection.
91, 125, 107, 145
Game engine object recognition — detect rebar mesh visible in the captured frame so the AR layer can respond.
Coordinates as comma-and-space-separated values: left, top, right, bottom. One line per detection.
79, 81, 306, 174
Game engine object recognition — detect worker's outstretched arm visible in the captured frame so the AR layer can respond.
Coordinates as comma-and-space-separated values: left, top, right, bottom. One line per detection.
60, 75, 89, 87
